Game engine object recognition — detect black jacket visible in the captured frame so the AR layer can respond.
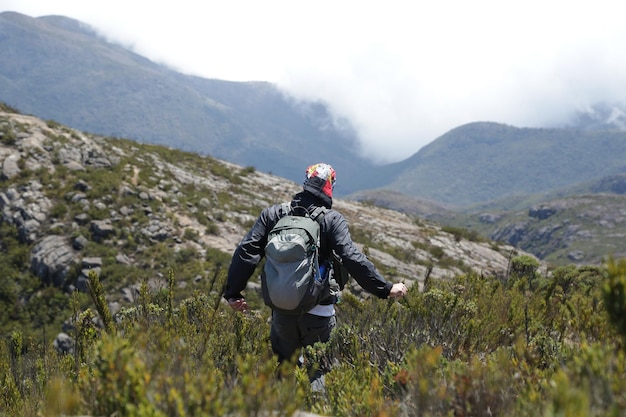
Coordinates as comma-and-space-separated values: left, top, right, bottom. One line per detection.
224, 191, 392, 302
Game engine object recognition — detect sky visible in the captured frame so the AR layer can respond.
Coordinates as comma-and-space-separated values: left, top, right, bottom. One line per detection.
1, 0, 626, 163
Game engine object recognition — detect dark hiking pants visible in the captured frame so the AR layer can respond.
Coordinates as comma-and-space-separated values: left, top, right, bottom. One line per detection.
270, 310, 336, 364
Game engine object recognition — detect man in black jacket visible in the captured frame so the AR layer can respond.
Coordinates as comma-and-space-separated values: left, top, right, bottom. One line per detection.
224, 163, 408, 367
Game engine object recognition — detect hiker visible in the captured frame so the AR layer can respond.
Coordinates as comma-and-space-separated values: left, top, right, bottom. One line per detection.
224, 162, 408, 370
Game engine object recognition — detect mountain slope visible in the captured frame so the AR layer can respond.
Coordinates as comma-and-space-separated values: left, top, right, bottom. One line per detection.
386, 122, 626, 207
0, 11, 382, 194
1, 107, 527, 337
347, 167, 626, 266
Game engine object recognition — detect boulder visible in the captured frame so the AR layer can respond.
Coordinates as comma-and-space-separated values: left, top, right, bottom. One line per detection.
64, 160, 85, 171
2, 152, 20, 180
72, 234, 89, 250
528, 204, 558, 220
74, 180, 91, 192
90, 219, 115, 241
76, 266, 101, 292
30, 235, 77, 287
82, 257, 103, 269
53, 333, 74, 355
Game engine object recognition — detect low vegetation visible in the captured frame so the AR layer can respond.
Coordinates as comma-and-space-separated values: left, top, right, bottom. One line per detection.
1, 256, 625, 416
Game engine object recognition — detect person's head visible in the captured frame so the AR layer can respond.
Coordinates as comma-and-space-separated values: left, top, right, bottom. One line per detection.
303, 163, 336, 208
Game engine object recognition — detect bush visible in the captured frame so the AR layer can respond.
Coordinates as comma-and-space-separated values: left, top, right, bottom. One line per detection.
1, 261, 626, 416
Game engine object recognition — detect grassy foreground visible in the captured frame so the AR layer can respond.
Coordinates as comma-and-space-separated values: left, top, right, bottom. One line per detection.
1, 256, 626, 417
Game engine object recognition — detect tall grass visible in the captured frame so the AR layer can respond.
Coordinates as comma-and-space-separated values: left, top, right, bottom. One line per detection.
1, 258, 625, 416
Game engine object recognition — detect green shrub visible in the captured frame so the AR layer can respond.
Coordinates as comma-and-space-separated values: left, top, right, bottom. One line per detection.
603, 256, 626, 346
2, 255, 626, 416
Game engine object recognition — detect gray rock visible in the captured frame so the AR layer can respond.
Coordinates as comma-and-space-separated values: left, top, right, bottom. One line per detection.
141, 220, 170, 241
479, 213, 501, 224
74, 213, 90, 225
199, 197, 211, 208
0, 192, 11, 210
75, 274, 89, 293
19, 218, 40, 243
529, 204, 558, 220
72, 235, 89, 250
94, 201, 107, 211
82, 257, 103, 269
2, 153, 21, 180
119, 206, 134, 216
568, 251, 585, 262
77, 267, 101, 292
121, 186, 136, 196
115, 253, 132, 265
64, 160, 85, 171
71, 192, 87, 203
30, 235, 77, 287
90, 220, 115, 241
491, 222, 530, 247
53, 333, 74, 355
74, 180, 91, 192
121, 284, 140, 303
109, 301, 121, 316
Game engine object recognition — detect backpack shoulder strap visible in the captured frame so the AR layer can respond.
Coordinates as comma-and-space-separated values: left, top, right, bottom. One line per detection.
309, 206, 326, 224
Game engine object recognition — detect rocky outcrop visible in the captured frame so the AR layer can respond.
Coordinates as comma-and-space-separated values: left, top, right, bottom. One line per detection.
528, 204, 558, 220
590, 174, 626, 194
1, 152, 20, 179
491, 221, 531, 247
30, 235, 77, 287
1, 182, 53, 243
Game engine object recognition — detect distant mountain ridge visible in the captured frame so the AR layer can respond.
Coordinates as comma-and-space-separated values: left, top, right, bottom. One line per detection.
382, 122, 626, 207
3, 10, 626, 214
0, 11, 383, 194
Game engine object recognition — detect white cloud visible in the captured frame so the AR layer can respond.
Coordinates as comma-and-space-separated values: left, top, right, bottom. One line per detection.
2, 0, 626, 163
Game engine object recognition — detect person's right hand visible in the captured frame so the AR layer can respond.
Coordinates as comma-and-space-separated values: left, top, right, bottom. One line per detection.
389, 282, 408, 298
228, 297, 250, 313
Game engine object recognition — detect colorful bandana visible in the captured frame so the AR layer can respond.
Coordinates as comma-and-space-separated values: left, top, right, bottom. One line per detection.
304, 163, 336, 198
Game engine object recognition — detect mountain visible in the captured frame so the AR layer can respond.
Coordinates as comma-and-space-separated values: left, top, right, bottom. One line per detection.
0, 11, 386, 194
0, 107, 525, 338
4, 11, 626, 209
381, 122, 626, 207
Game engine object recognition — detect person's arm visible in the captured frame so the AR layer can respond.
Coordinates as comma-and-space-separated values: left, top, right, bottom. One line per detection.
327, 212, 399, 299
223, 207, 271, 303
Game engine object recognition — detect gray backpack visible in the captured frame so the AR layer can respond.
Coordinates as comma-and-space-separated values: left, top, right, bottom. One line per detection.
261, 203, 327, 315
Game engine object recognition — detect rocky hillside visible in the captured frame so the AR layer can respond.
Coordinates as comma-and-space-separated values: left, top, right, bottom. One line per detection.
0, 107, 528, 338
460, 194, 626, 266
350, 185, 626, 266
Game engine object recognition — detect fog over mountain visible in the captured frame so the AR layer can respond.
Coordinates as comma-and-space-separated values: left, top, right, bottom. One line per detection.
2, 1, 626, 163
2, 10, 626, 208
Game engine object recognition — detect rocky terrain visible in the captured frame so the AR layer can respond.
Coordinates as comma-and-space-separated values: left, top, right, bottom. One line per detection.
0, 109, 527, 335
478, 196, 626, 265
